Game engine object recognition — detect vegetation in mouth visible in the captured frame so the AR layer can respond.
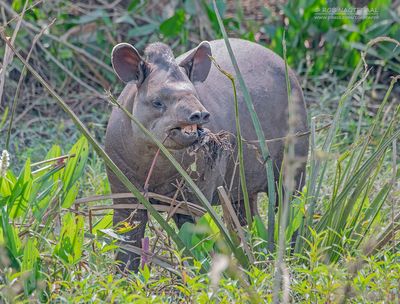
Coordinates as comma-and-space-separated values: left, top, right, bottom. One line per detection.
189, 129, 233, 162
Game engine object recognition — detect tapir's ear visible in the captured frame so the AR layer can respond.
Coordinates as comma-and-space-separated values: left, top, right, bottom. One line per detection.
111, 43, 147, 84
179, 41, 211, 83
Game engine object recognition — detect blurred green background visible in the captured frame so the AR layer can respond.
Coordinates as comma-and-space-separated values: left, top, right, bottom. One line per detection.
1, 0, 399, 166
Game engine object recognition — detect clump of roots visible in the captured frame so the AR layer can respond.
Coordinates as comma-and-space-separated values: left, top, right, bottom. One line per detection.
189, 128, 233, 164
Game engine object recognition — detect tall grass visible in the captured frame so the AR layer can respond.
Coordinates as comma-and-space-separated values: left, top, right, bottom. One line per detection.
212, 0, 277, 253
296, 39, 400, 258
209, 5, 400, 299
272, 31, 299, 303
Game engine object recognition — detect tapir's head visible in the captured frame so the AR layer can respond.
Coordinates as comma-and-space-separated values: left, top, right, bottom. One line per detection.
111, 41, 212, 150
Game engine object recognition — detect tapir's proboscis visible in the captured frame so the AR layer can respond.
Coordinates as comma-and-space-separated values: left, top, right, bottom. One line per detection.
105, 38, 309, 271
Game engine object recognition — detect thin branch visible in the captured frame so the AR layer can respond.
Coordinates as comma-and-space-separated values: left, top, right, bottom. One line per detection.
0, 0, 28, 106
6, 18, 55, 149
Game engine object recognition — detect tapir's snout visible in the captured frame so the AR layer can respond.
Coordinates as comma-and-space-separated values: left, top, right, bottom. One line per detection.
176, 96, 210, 126
188, 110, 210, 124
166, 97, 211, 148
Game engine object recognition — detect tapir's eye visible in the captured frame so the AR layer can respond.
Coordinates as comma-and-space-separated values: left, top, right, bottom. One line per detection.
152, 100, 164, 109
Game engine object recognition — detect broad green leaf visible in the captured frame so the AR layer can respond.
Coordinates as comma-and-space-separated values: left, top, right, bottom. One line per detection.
0, 170, 15, 198
34, 164, 64, 186
253, 215, 268, 242
32, 182, 60, 220
140, 264, 150, 284
11, 0, 23, 11
178, 213, 220, 262
200, 213, 219, 235
178, 222, 196, 249
1, 209, 21, 268
286, 198, 305, 241
127, 0, 140, 11
61, 182, 79, 208
54, 213, 84, 265
21, 239, 39, 295
92, 211, 113, 234
45, 145, 63, 182
30, 146, 64, 218
191, 213, 220, 258
62, 137, 88, 193
9, 159, 32, 219
159, 9, 185, 37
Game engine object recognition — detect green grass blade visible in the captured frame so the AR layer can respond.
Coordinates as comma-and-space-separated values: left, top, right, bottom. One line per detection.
295, 117, 317, 253
303, 38, 399, 249
353, 183, 391, 249
62, 137, 89, 194
9, 158, 32, 220
1, 208, 21, 268
273, 31, 298, 303
21, 238, 39, 295
350, 76, 399, 176
212, 0, 276, 253
208, 56, 251, 227
317, 128, 400, 235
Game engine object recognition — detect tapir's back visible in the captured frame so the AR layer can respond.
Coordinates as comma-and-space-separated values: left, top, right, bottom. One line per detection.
177, 38, 309, 196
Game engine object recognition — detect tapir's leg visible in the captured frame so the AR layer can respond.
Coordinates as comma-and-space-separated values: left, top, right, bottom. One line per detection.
234, 193, 259, 227
294, 162, 306, 196
172, 214, 194, 229
113, 206, 148, 272
250, 193, 260, 218
107, 167, 148, 272
232, 199, 246, 227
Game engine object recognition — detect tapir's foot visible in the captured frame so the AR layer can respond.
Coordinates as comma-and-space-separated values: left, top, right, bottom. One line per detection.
172, 213, 195, 229
233, 194, 260, 227
115, 249, 141, 273
113, 208, 148, 274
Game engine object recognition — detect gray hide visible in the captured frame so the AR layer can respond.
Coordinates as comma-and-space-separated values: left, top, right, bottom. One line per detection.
105, 38, 309, 271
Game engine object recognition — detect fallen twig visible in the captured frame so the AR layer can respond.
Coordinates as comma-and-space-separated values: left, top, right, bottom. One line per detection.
74, 192, 206, 217
218, 186, 255, 264
243, 122, 332, 145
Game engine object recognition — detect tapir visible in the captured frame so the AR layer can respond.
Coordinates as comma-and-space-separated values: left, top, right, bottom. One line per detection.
105, 38, 309, 271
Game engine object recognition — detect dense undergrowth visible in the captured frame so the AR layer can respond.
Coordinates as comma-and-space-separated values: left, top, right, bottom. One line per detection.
0, 0, 399, 303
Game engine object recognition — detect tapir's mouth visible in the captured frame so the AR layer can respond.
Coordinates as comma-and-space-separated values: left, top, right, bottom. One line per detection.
168, 124, 206, 147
